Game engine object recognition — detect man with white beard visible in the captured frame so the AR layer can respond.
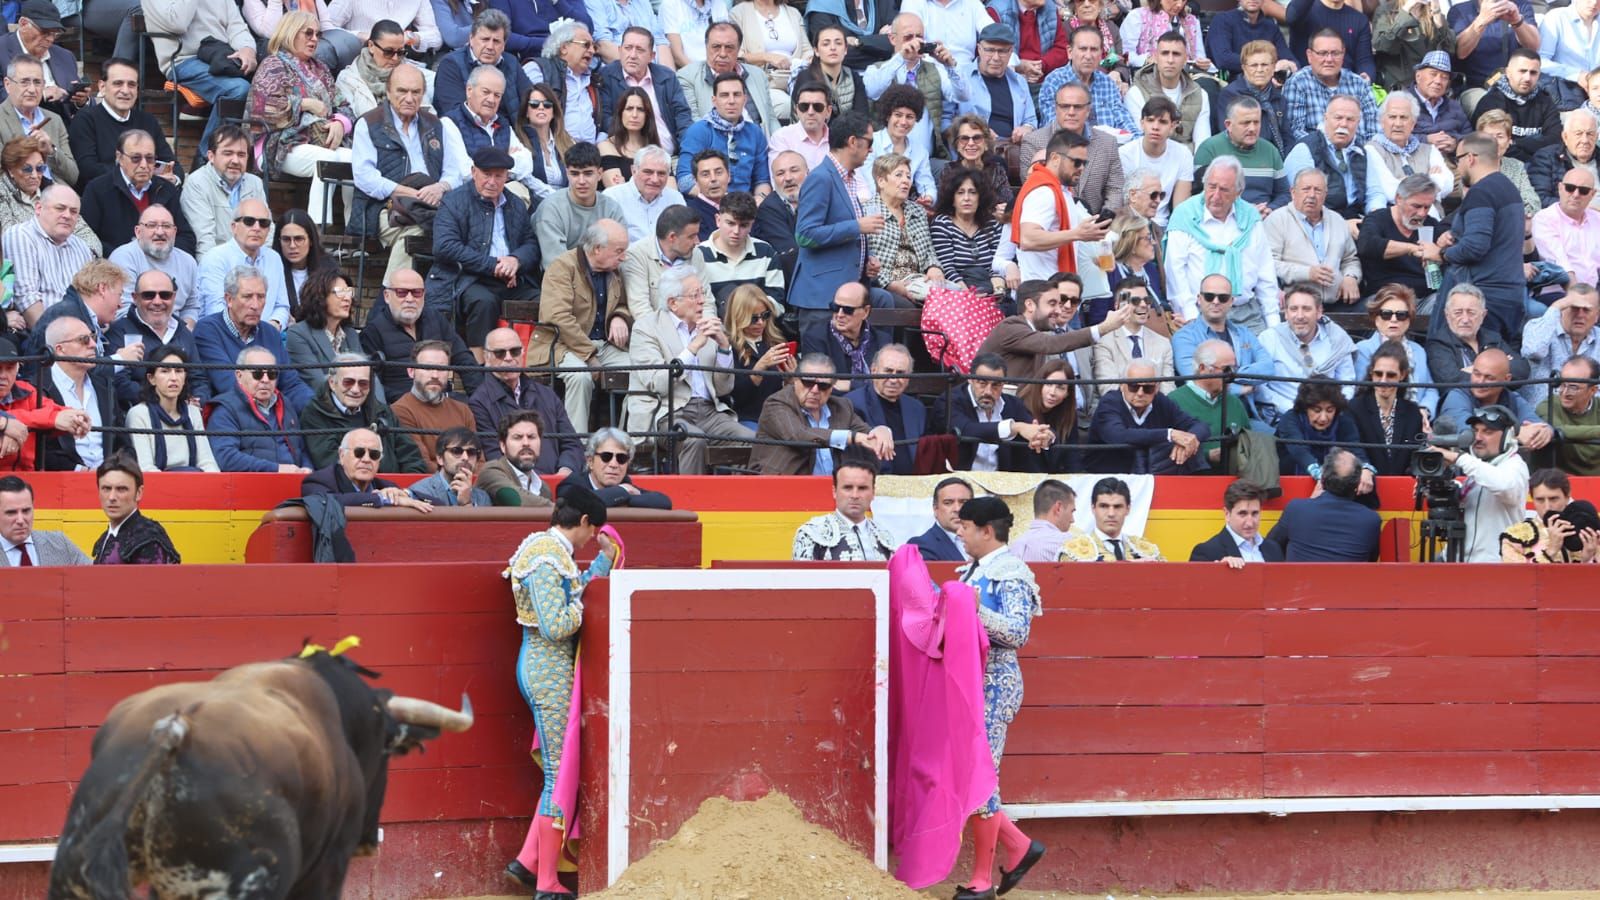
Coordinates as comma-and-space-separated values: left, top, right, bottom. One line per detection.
107, 204, 201, 327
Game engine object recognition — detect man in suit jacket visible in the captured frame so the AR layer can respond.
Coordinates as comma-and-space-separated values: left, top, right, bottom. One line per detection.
557, 426, 674, 508
978, 279, 1126, 387
0, 55, 78, 187
1264, 448, 1382, 561
1088, 359, 1210, 474
792, 113, 877, 337
1263, 169, 1361, 308
475, 410, 555, 506
1191, 480, 1284, 565
932, 353, 1056, 472
424, 147, 540, 354
300, 427, 433, 510
528, 220, 633, 431
754, 151, 806, 285
802, 282, 890, 380
845, 343, 926, 475
752, 353, 895, 474
628, 268, 755, 473
595, 29, 696, 151
81, 129, 196, 257
0, 474, 90, 565
1091, 277, 1176, 398
468, 328, 586, 472
0, 1, 86, 119
907, 476, 973, 562
621, 205, 706, 322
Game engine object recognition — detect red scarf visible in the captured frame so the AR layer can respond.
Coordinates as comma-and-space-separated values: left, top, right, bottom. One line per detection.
1012, 162, 1076, 275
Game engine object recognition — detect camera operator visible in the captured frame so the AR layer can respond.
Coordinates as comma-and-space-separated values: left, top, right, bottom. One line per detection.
1432, 405, 1530, 562
1500, 468, 1600, 563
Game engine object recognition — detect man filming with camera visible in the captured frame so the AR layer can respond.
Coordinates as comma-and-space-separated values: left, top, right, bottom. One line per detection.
1431, 405, 1531, 562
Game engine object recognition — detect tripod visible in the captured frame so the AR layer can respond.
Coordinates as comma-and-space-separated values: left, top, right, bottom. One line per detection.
1415, 479, 1467, 562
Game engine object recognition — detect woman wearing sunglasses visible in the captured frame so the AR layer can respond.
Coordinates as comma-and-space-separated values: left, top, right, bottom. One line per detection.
516, 83, 575, 200
1349, 340, 1427, 476
0, 135, 100, 253
725, 284, 793, 429
126, 344, 221, 472
1102, 209, 1174, 333
557, 427, 674, 508
247, 12, 356, 227
1352, 283, 1438, 416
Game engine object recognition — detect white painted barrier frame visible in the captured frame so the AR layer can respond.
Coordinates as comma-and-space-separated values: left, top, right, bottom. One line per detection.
606, 568, 891, 886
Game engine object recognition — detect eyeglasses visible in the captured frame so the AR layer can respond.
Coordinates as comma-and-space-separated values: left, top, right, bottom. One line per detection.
751, 311, 772, 323
234, 215, 270, 228
1370, 369, 1403, 381
795, 101, 827, 113
1219, 364, 1236, 376
370, 42, 404, 58
139, 220, 174, 231
119, 152, 156, 164
829, 302, 865, 315
799, 377, 834, 392
1199, 291, 1233, 304
1308, 48, 1343, 58
957, 133, 986, 144
1128, 382, 1158, 395
528, 99, 554, 110
1559, 381, 1595, 393
249, 369, 279, 381
444, 445, 482, 457
339, 377, 371, 391
565, 38, 594, 49
595, 450, 631, 463
137, 289, 175, 301
1562, 181, 1596, 197
348, 446, 383, 461
387, 287, 424, 298
1375, 308, 1411, 321
487, 346, 521, 359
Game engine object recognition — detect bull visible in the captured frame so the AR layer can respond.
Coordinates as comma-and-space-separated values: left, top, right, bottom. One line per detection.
48, 645, 474, 899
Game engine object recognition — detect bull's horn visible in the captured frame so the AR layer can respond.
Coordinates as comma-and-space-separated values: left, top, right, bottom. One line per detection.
387, 693, 474, 733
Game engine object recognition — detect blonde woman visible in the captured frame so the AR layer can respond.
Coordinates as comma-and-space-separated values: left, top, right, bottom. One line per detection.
247, 10, 355, 226
725, 284, 793, 427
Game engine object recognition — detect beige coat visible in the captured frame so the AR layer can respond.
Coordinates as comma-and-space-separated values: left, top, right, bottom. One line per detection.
628, 308, 737, 427
1262, 204, 1361, 308
529, 248, 632, 365
0, 99, 77, 188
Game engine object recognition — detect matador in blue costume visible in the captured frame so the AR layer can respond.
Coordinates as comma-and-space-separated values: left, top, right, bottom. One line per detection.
503, 488, 618, 900
952, 495, 1047, 900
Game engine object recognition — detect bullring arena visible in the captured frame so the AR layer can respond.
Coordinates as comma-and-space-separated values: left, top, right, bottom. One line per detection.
8, 472, 1600, 898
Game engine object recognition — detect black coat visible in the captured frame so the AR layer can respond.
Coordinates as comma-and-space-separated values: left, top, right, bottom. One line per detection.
38, 364, 124, 472
908, 524, 964, 562
467, 374, 585, 472
1190, 526, 1285, 562
1349, 391, 1427, 476
1473, 86, 1561, 163
358, 300, 482, 401
80, 170, 196, 256
931, 386, 1041, 472
752, 191, 800, 284
66, 102, 183, 189
300, 464, 401, 507
1086, 390, 1211, 474
556, 470, 672, 509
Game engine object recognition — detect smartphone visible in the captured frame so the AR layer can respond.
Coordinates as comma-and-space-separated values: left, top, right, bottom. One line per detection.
784, 341, 799, 358
68, 80, 92, 94
1093, 209, 1115, 225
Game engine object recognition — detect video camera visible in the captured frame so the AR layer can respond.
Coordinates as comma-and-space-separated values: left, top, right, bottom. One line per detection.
1409, 422, 1473, 480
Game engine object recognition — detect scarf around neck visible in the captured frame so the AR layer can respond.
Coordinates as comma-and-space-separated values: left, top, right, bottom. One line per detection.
1495, 76, 1531, 106
1166, 196, 1260, 294
354, 48, 391, 104
706, 107, 744, 135
1373, 131, 1421, 157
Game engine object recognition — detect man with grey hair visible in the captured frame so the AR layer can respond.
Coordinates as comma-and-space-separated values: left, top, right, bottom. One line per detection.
629, 265, 755, 473
1363, 91, 1454, 216
1264, 446, 1381, 561
1193, 95, 1289, 215
193, 264, 313, 409
609, 145, 685, 243
468, 327, 584, 470
38, 315, 122, 472
557, 427, 673, 507
527, 18, 602, 143
1521, 283, 1600, 406
752, 352, 894, 475
194, 197, 289, 329
1283, 93, 1367, 226
845, 343, 927, 476
207, 345, 313, 472
1530, 107, 1600, 209
1170, 338, 1254, 467
2, 183, 92, 328
108, 204, 201, 326
440, 65, 534, 187
530, 218, 633, 430
0, 55, 77, 186
1355, 172, 1441, 302
1424, 282, 1518, 394
434, 8, 535, 121
351, 63, 449, 280
1263, 167, 1361, 307
299, 352, 427, 472
301, 426, 435, 510
1164, 154, 1281, 328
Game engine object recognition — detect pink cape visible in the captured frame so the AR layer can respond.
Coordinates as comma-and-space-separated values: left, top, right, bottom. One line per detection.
887, 546, 996, 889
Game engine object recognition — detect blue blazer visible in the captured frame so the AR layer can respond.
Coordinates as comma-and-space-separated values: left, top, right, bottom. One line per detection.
792, 157, 866, 310
909, 524, 965, 562
595, 61, 695, 148
1264, 492, 1382, 562
846, 383, 926, 475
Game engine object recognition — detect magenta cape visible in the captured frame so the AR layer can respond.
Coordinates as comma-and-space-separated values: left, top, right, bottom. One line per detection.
887, 546, 997, 889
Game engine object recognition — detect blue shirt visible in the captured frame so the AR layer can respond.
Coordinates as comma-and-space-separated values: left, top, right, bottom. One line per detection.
488, 192, 509, 259
1036, 65, 1140, 136
675, 119, 771, 193
588, 0, 666, 44
1449, 0, 1536, 87
194, 240, 291, 329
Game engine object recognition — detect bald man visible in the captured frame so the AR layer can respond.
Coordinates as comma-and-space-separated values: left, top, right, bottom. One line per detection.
194, 197, 291, 329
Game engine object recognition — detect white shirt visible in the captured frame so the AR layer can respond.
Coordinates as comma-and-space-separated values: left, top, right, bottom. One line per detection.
1017, 179, 1068, 281
898, 0, 994, 69
1227, 524, 1265, 562
50, 366, 103, 470
674, 319, 734, 400
968, 385, 1014, 471
1, 535, 37, 566
1118, 138, 1192, 226
1164, 202, 1280, 323
439, 113, 534, 189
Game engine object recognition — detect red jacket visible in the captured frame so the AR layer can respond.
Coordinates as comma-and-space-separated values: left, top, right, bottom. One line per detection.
0, 379, 69, 471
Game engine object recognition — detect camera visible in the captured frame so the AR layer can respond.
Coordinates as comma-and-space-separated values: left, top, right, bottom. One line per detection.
1408, 448, 1451, 479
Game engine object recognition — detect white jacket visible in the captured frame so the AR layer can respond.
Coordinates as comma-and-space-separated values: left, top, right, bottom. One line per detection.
1457, 443, 1530, 563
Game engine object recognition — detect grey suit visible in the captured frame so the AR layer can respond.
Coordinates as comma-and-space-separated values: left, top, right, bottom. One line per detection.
0, 99, 76, 188
3, 530, 91, 566
286, 322, 369, 392
628, 308, 753, 473
1091, 326, 1175, 397
677, 63, 778, 136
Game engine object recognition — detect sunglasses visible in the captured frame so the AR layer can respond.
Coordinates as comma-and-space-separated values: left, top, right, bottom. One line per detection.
751, 311, 772, 323
957, 134, 986, 144
119, 152, 156, 164
235, 215, 271, 228
1064, 154, 1088, 168
799, 377, 834, 392
444, 445, 482, 457
370, 42, 404, 58
795, 101, 827, 113
595, 450, 631, 464
829, 302, 865, 315
339, 377, 371, 391
1146, 189, 1167, 203
1375, 309, 1411, 321
1199, 291, 1233, 304
1562, 181, 1596, 197
135, 289, 175, 301
249, 369, 279, 381
1060, 294, 1082, 306
57, 334, 94, 347
487, 346, 521, 359
387, 287, 424, 298
528, 99, 554, 110
348, 446, 383, 461
16, 163, 43, 175
1119, 292, 1151, 307
1128, 382, 1158, 395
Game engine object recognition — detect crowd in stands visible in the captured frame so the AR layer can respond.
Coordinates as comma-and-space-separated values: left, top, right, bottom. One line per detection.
0, 0, 1597, 507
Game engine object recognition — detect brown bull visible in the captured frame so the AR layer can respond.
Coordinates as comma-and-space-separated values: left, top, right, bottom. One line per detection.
48, 648, 472, 899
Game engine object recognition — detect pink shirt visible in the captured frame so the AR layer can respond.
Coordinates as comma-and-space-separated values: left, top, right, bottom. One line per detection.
766, 123, 830, 171
623, 68, 675, 154
1533, 204, 1600, 286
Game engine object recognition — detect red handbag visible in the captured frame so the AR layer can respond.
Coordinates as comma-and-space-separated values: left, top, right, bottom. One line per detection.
919, 284, 1003, 373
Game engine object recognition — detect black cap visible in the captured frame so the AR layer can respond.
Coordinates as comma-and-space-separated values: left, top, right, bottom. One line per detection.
958, 495, 1012, 527
19, 0, 63, 29
558, 483, 609, 527
1562, 499, 1600, 534
1467, 404, 1516, 432
0, 337, 19, 363
470, 146, 515, 171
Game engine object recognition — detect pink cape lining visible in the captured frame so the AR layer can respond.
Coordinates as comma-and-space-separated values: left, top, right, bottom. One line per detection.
887, 546, 996, 889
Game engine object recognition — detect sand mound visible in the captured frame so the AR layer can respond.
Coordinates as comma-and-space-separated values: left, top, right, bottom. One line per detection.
586, 793, 925, 900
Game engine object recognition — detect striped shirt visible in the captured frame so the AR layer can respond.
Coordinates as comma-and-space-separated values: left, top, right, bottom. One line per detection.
929, 215, 1003, 281
2, 218, 93, 312
692, 235, 787, 314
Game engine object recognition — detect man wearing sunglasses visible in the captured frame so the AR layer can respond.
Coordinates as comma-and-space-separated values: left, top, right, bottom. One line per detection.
557, 427, 673, 508
468, 328, 583, 472
752, 353, 893, 474
194, 198, 288, 330
207, 346, 313, 473
301, 426, 435, 510
300, 353, 427, 474
1086, 358, 1209, 474
106, 270, 198, 406
1531, 167, 1600, 292
767, 86, 832, 172
1090, 278, 1174, 399
408, 426, 493, 507
1021, 81, 1123, 217
393, 341, 480, 472
82, 130, 195, 265
1171, 273, 1275, 414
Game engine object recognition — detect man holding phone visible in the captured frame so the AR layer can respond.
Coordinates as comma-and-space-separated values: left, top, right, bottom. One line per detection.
1014, 128, 1110, 282
0, 56, 78, 187
0, 1, 92, 121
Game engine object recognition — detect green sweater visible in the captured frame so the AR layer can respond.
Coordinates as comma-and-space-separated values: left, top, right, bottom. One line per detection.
1172, 381, 1250, 462
1193, 135, 1289, 211
1538, 396, 1600, 476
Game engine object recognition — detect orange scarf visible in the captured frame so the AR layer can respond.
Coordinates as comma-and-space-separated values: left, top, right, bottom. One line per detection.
1012, 162, 1075, 275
